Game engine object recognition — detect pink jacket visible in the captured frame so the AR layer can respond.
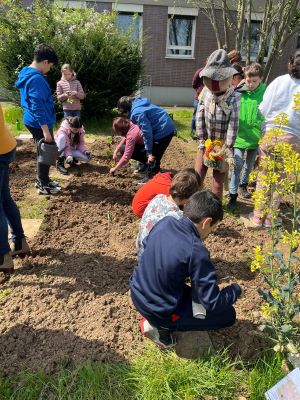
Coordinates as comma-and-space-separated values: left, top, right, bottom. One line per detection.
115, 122, 144, 168
54, 119, 88, 157
56, 76, 85, 110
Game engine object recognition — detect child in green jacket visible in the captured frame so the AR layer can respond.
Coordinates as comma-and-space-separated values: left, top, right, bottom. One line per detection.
228, 63, 266, 207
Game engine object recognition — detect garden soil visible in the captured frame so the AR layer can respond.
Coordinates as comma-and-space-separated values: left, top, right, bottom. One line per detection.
0, 137, 272, 375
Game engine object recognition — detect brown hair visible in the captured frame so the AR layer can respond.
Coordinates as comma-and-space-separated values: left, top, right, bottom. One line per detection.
244, 63, 263, 78
227, 50, 242, 64
169, 171, 199, 201
112, 117, 131, 136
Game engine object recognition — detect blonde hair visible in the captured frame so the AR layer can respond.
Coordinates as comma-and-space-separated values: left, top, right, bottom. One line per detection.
61, 63, 75, 74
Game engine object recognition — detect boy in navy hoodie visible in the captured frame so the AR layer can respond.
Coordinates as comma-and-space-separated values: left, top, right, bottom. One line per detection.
16, 43, 59, 195
117, 96, 176, 183
130, 191, 242, 348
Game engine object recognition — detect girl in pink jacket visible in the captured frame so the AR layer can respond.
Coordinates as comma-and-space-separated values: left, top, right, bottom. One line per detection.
56, 64, 85, 118
110, 117, 146, 175
54, 116, 92, 175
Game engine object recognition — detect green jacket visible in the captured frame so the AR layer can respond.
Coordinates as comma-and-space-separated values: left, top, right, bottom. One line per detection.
234, 83, 266, 149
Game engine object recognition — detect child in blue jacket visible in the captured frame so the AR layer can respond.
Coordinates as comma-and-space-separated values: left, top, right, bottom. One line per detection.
130, 191, 242, 349
16, 43, 59, 195
117, 96, 176, 183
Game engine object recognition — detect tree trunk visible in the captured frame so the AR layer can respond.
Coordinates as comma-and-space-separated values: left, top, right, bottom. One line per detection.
246, 0, 252, 65
256, 0, 273, 64
235, 0, 247, 50
211, 1, 223, 48
222, 0, 230, 50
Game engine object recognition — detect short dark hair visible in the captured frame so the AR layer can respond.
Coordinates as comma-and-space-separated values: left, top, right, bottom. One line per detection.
169, 171, 199, 201
244, 63, 263, 78
288, 49, 300, 79
117, 96, 135, 113
33, 43, 58, 65
68, 116, 83, 128
183, 191, 223, 225
232, 64, 244, 78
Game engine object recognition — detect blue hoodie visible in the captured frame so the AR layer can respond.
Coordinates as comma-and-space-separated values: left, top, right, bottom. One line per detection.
15, 67, 55, 129
130, 216, 241, 321
129, 98, 176, 154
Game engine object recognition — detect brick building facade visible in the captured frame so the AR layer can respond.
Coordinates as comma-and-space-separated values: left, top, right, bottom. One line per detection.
58, 0, 298, 106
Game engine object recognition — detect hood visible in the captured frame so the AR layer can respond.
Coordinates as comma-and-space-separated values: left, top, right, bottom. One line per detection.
131, 97, 151, 110
15, 67, 43, 88
237, 82, 266, 95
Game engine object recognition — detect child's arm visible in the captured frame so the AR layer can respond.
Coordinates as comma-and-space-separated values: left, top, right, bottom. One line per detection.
195, 91, 208, 149
56, 81, 68, 102
225, 94, 241, 148
114, 136, 136, 169
134, 113, 153, 156
189, 243, 242, 312
74, 81, 85, 100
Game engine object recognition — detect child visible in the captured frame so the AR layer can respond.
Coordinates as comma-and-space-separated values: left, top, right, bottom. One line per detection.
16, 43, 60, 195
136, 170, 199, 259
54, 116, 92, 175
0, 104, 30, 273
117, 96, 176, 183
56, 64, 85, 118
195, 49, 241, 199
232, 64, 245, 89
130, 191, 242, 349
249, 50, 300, 227
110, 117, 146, 175
228, 63, 266, 207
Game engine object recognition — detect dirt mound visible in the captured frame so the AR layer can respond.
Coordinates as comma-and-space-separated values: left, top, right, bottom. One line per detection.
0, 137, 269, 374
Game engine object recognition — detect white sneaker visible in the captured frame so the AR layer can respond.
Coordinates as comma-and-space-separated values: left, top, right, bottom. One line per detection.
37, 184, 61, 195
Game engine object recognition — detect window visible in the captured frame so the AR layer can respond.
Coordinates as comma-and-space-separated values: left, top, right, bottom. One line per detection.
166, 15, 196, 58
241, 20, 271, 60
116, 12, 142, 40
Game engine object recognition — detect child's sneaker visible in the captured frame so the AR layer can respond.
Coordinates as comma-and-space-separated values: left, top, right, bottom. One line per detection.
35, 180, 61, 189
137, 176, 150, 185
0, 252, 14, 275
140, 318, 176, 349
133, 162, 147, 175
239, 184, 251, 199
37, 183, 61, 195
263, 216, 282, 228
11, 238, 31, 258
248, 212, 263, 227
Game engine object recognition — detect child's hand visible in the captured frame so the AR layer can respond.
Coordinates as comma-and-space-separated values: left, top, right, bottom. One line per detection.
109, 167, 116, 175
148, 154, 155, 162
71, 91, 77, 97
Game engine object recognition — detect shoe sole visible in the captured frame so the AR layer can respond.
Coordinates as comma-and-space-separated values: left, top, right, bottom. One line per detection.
11, 250, 30, 258
0, 267, 14, 275
37, 189, 60, 195
143, 331, 176, 350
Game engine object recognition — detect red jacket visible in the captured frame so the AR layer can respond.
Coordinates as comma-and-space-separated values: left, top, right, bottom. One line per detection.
132, 172, 173, 218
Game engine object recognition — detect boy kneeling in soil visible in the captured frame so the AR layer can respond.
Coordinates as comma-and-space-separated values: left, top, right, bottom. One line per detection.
130, 191, 242, 349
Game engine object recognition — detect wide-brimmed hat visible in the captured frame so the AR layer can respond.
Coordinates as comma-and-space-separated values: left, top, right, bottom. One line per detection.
200, 49, 237, 81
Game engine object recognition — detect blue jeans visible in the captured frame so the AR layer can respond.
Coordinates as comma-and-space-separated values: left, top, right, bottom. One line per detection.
0, 149, 24, 255
229, 147, 258, 195
191, 99, 198, 132
63, 110, 81, 118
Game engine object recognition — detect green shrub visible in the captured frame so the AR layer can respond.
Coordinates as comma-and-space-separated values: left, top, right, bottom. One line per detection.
0, 0, 142, 117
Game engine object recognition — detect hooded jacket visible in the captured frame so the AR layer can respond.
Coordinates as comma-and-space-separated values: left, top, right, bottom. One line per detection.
15, 67, 55, 129
54, 119, 87, 157
234, 82, 266, 149
129, 98, 176, 154
114, 122, 144, 169
56, 76, 85, 111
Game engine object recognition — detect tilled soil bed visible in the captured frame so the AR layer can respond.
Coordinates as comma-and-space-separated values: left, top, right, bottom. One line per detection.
0, 137, 270, 374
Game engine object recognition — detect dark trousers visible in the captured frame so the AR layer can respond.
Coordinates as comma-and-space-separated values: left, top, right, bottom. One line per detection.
151, 133, 174, 175
144, 285, 236, 332
0, 151, 24, 254
26, 125, 54, 186
119, 144, 148, 164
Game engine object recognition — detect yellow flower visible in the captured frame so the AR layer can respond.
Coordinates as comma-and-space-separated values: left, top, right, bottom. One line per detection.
251, 245, 265, 272
271, 289, 281, 301
261, 302, 273, 318
292, 92, 300, 110
273, 113, 289, 126
281, 230, 300, 249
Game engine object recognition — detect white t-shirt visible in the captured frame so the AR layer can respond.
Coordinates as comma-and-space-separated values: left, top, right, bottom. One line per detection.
259, 74, 300, 138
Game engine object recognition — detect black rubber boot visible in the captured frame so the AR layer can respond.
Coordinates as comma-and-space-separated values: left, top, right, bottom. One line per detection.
56, 157, 68, 175
228, 193, 238, 208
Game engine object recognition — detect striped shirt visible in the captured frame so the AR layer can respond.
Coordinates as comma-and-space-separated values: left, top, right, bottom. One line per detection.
196, 88, 241, 149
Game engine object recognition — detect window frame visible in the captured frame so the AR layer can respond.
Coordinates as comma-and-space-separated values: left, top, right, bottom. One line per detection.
166, 13, 197, 60
113, 3, 143, 42
241, 15, 272, 62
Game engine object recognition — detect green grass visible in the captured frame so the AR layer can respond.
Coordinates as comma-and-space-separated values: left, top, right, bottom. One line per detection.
17, 196, 48, 219
0, 345, 286, 400
2, 102, 193, 140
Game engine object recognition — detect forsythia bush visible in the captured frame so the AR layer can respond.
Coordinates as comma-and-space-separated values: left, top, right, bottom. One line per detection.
250, 100, 300, 362
0, 0, 142, 116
